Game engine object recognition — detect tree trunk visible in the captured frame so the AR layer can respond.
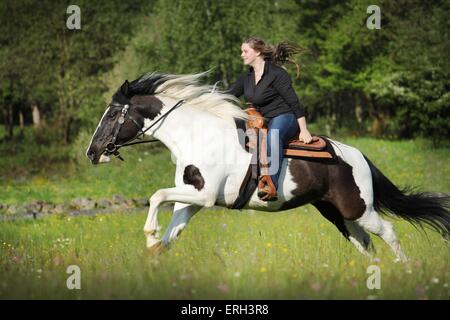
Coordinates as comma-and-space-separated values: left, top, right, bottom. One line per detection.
64, 116, 73, 145
3, 104, 14, 140
19, 108, 25, 138
369, 98, 386, 138
32, 103, 41, 127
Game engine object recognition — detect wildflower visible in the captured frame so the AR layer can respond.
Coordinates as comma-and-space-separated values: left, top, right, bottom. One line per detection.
217, 283, 230, 294
52, 256, 62, 266
180, 274, 189, 281
311, 282, 321, 292
415, 286, 426, 295
260, 267, 267, 273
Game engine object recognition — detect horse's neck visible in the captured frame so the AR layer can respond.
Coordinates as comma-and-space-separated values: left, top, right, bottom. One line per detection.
143, 101, 247, 166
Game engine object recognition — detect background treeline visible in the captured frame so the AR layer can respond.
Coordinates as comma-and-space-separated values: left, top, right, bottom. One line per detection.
1, 0, 449, 146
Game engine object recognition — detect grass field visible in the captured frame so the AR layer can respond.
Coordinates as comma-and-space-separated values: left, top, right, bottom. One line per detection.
0, 136, 449, 299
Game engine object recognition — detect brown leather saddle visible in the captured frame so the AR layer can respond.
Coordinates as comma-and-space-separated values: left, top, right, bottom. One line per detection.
245, 107, 335, 160
230, 108, 337, 209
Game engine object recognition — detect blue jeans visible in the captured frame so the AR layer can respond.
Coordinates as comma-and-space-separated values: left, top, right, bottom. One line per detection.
266, 113, 299, 190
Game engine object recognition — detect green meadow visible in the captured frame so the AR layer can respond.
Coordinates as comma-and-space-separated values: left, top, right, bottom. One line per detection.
0, 137, 449, 299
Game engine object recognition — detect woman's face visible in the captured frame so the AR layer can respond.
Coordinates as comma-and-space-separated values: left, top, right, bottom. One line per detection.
241, 43, 261, 65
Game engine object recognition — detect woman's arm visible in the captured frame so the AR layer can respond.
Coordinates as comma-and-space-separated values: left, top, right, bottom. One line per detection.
273, 70, 313, 143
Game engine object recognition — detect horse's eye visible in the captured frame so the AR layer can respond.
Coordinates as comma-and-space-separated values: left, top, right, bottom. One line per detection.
109, 111, 117, 118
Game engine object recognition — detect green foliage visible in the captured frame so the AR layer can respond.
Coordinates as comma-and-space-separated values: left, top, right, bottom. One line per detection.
297, 0, 450, 141
134, 0, 300, 86
0, 0, 149, 142
1, 0, 449, 146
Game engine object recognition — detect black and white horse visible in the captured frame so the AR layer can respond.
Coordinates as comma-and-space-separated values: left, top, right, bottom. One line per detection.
86, 72, 449, 262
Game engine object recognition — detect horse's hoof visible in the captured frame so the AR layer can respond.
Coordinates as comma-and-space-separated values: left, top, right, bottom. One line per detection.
147, 240, 164, 255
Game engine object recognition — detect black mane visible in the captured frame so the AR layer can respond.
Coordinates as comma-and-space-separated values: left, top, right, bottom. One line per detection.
112, 72, 171, 104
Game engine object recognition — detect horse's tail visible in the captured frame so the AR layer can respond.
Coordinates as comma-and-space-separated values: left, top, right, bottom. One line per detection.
364, 155, 450, 237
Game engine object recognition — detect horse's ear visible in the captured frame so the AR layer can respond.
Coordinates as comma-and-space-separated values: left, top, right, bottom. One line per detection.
120, 80, 130, 97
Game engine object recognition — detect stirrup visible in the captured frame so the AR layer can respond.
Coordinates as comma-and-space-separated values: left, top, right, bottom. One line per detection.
257, 176, 278, 202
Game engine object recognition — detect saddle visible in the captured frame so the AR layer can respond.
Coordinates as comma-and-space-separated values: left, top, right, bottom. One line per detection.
244, 107, 335, 161
231, 108, 337, 209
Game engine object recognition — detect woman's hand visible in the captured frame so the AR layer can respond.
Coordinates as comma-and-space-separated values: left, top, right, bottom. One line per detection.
299, 128, 313, 144
297, 116, 313, 144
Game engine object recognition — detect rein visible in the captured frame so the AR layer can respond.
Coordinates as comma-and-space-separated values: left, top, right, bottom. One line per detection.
105, 99, 185, 161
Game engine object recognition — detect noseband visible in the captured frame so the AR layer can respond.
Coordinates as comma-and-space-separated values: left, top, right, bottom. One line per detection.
104, 100, 185, 161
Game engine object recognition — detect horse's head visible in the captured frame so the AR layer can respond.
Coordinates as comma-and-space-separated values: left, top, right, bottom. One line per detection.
86, 80, 163, 164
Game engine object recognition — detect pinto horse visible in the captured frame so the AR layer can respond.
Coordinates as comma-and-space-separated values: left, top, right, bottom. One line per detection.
86, 72, 450, 262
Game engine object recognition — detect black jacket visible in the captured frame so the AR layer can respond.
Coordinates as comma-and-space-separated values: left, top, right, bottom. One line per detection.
227, 60, 305, 119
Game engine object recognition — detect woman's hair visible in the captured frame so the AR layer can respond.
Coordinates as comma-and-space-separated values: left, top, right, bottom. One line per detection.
243, 36, 307, 77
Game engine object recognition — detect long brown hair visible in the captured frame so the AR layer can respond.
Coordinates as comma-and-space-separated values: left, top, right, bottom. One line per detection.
243, 36, 307, 77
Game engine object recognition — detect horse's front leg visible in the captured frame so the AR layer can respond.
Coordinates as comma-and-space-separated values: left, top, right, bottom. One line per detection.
143, 200, 162, 251
143, 185, 217, 251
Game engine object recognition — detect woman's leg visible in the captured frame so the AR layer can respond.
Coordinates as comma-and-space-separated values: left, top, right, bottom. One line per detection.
267, 113, 299, 190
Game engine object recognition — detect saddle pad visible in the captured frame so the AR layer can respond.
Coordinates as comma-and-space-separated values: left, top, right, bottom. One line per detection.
284, 149, 333, 159
284, 136, 338, 163
286, 136, 326, 151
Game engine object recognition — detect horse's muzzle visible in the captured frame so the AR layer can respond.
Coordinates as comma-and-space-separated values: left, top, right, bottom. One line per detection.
86, 147, 110, 165
86, 149, 96, 162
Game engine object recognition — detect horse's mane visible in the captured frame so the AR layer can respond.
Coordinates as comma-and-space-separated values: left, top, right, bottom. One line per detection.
123, 72, 248, 127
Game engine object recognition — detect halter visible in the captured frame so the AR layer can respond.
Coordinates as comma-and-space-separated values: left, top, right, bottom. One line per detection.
105, 99, 185, 161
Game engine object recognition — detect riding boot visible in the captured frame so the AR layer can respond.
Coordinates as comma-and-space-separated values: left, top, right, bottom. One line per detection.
257, 175, 278, 202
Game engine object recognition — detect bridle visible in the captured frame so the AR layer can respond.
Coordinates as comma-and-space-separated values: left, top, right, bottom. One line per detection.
104, 99, 185, 161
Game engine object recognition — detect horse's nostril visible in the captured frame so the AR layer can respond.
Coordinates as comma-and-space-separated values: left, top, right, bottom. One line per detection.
87, 149, 95, 161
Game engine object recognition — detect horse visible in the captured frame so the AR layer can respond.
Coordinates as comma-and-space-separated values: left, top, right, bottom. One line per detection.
86, 72, 450, 262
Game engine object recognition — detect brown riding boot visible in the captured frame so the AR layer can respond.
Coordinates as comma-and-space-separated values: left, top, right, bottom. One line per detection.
257, 175, 278, 202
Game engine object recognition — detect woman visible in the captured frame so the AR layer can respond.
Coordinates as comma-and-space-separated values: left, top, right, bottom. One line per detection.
227, 36, 313, 201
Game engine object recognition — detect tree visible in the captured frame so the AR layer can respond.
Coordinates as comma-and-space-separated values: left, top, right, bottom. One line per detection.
0, 0, 149, 143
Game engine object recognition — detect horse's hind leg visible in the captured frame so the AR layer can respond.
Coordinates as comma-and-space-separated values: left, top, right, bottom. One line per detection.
344, 220, 375, 257
313, 201, 374, 257
356, 207, 408, 262
161, 202, 201, 246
